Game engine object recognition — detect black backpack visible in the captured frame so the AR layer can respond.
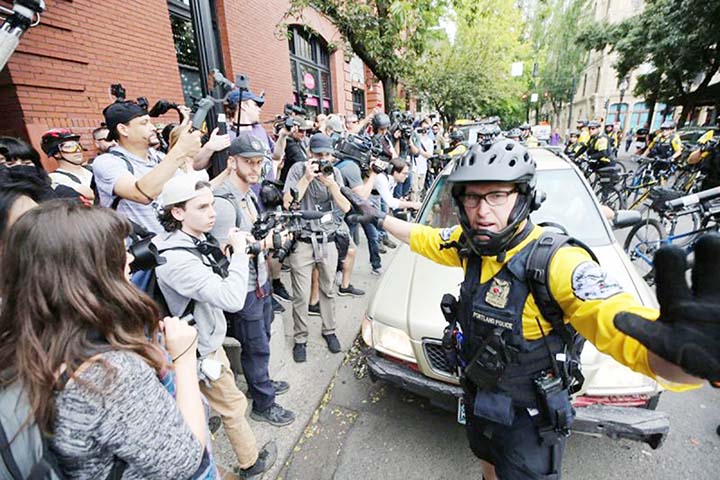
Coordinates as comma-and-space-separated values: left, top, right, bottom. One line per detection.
525, 230, 598, 393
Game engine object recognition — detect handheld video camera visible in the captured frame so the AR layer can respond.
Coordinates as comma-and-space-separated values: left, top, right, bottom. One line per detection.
273, 103, 307, 134
334, 134, 386, 175
390, 110, 414, 139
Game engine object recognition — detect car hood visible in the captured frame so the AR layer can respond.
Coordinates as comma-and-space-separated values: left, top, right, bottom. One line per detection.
367, 242, 660, 395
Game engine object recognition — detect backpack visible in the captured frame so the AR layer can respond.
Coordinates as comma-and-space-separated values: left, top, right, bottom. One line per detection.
89, 150, 135, 210
524, 229, 598, 394
0, 373, 127, 480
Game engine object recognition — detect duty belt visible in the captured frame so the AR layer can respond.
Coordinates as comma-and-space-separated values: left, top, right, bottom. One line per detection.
297, 233, 336, 244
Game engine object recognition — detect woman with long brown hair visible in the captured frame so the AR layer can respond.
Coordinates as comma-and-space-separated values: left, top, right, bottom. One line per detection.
0, 200, 214, 478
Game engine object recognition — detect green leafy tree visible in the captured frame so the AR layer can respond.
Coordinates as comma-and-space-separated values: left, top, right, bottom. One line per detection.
282, 0, 447, 109
406, 0, 528, 125
582, 0, 720, 126
531, 0, 592, 125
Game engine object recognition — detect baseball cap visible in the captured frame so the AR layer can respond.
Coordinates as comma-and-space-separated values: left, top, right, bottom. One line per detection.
227, 89, 265, 106
309, 133, 334, 154
298, 119, 314, 131
326, 115, 344, 134
160, 174, 208, 207
228, 132, 266, 157
103, 101, 148, 141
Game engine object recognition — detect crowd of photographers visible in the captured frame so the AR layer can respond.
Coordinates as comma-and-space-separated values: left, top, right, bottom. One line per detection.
0, 79, 462, 478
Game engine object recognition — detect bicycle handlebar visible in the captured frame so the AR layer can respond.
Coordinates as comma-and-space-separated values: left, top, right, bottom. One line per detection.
666, 186, 720, 210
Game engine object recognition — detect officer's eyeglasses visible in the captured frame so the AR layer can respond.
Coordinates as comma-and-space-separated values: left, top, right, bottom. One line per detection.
59, 141, 83, 153
459, 189, 517, 208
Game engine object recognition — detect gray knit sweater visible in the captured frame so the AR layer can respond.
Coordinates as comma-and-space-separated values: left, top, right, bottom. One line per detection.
51, 350, 204, 479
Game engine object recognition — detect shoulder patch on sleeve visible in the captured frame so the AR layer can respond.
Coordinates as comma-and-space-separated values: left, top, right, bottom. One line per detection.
440, 225, 459, 241
571, 261, 624, 301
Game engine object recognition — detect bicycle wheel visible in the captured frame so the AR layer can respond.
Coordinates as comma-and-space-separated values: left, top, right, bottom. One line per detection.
623, 218, 666, 285
599, 187, 626, 210
661, 211, 702, 248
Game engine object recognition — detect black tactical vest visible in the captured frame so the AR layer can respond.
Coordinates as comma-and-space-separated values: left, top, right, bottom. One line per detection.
650, 135, 675, 159
458, 240, 566, 408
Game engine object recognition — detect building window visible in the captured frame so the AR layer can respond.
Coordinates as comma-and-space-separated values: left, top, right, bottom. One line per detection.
169, 1, 202, 106
352, 88, 365, 117
288, 26, 333, 117
607, 103, 628, 127
652, 103, 675, 130
594, 67, 601, 93
630, 102, 649, 130
582, 74, 588, 97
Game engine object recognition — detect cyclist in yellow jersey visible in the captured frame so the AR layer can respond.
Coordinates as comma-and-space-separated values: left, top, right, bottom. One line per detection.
343, 139, 717, 480
643, 120, 683, 162
445, 130, 468, 157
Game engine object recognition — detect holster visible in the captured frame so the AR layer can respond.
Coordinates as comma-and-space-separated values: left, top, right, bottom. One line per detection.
463, 330, 510, 391
533, 373, 574, 445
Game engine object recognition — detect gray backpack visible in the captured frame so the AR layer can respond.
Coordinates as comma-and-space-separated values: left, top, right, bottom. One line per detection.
0, 379, 127, 480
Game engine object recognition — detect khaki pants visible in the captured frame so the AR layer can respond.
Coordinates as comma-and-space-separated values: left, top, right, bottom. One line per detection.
289, 240, 338, 343
200, 347, 258, 469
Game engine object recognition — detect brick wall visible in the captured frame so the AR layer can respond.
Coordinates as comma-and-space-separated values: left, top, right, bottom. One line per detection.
1, 0, 382, 169
1, 0, 184, 168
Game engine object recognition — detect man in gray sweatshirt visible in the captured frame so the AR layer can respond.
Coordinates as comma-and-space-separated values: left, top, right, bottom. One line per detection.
154, 174, 276, 478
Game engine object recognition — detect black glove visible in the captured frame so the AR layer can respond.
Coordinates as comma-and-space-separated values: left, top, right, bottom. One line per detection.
614, 234, 720, 385
340, 186, 386, 228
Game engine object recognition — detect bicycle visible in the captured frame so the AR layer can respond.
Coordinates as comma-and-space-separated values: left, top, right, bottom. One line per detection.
621, 156, 677, 211
623, 186, 720, 284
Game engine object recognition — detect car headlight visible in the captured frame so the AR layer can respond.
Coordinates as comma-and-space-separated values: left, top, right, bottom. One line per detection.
372, 321, 416, 362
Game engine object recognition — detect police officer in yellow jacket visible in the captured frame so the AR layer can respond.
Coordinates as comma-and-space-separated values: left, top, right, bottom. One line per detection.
643, 120, 683, 162
604, 123, 619, 155
445, 129, 468, 157
572, 119, 591, 157
585, 120, 615, 170
563, 130, 580, 158
342, 139, 718, 480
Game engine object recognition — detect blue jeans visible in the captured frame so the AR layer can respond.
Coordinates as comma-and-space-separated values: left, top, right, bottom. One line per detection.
226, 284, 275, 412
354, 221, 381, 270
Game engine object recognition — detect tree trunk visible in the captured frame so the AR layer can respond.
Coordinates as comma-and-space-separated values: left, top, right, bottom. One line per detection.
382, 77, 398, 111
646, 98, 656, 130
677, 99, 693, 128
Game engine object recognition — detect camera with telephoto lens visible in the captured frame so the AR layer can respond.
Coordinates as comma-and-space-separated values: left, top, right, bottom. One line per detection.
273, 103, 307, 134
389, 110, 414, 139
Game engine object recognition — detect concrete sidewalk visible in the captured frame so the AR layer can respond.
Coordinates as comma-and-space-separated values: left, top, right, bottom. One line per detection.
211, 238, 397, 479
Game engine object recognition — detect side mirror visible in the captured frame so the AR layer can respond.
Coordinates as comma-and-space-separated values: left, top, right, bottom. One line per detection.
612, 210, 642, 229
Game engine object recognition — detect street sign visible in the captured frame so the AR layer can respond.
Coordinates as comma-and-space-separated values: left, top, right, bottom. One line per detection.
530, 93, 539, 103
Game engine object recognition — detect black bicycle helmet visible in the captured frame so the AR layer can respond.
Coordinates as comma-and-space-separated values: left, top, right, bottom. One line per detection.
576, 119, 588, 128
587, 120, 601, 129
372, 113, 391, 130
506, 128, 522, 139
448, 139, 542, 256
449, 130, 465, 143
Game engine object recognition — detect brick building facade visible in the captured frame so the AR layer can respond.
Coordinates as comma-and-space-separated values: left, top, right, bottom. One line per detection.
0, 0, 382, 169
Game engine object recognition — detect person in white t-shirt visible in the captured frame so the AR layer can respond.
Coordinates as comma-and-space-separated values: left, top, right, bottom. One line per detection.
372, 158, 422, 212
412, 118, 434, 201
41, 128, 94, 202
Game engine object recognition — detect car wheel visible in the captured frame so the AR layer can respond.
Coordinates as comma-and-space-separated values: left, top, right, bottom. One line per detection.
624, 218, 666, 285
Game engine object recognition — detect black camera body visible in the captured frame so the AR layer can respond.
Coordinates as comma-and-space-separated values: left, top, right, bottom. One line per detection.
314, 159, 335, 176
334, 134, 379, 174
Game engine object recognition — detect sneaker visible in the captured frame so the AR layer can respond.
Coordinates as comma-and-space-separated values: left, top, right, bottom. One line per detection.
378, 243, 388, 254
371, 267, 383, 276
322, 333, 342, 353
293, 343, 307, 363
383, 236, 398, 249
271, 380, 290, 396
272, 280, 292, 302
272, 297, 285, 313
208, 415, 222, 434
308, 302, 321, 317
338, 284, 365, 297
250, 403, 296, 427
235, 440, 278, 479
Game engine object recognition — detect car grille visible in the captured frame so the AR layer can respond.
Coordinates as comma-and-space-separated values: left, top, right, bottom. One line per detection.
423, 339, 455, 376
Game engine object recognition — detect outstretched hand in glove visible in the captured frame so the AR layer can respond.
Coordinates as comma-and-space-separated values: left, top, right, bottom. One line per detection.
340, 186, 386, 228
614, 234, 720, 386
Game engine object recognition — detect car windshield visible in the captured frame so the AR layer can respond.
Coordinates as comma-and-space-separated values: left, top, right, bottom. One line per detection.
418, 169, 612, 247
